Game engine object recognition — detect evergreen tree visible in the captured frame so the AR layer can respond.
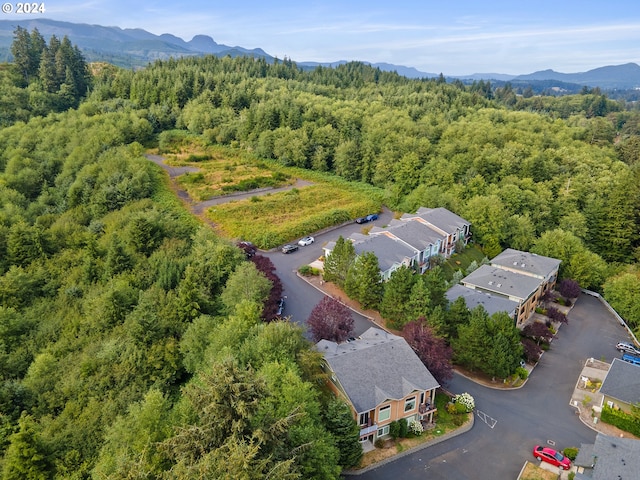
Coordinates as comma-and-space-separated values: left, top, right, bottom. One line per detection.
344, 252, 382, 309
323, 399, 363, 468
2, 413, 50, 480
379, 265, 415, 328
323, 236, 355, 288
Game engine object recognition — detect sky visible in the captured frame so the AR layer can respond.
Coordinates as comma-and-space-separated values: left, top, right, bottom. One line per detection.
3, 0, 640, 75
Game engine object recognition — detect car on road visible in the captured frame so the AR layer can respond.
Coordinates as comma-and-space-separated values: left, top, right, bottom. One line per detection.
532, 445, 571, 470
298, 236, 314, 246
616, 341, 640, 356
281, 244, 299, 254
276, 298, 285, 316
236, 241, 257, 258
355, 213, 379, 224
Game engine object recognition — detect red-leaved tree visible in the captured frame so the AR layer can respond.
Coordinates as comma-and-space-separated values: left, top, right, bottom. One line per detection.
307, 296, 354, 343
558, 279, 581, 299
402, 317, 453, 386
251, 254, 283, 321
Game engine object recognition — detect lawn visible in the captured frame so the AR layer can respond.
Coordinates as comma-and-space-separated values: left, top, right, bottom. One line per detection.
519, 461, 560, 480
356, 393, 472, 470
441, 244, 487, 280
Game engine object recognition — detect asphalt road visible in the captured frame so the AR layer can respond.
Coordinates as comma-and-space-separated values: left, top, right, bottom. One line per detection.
262, 208, 633, 479
263, 208, 394, 336
353, 293, 629, 480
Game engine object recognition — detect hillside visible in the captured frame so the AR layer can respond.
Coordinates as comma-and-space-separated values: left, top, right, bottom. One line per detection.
1, 48, 640, 478
1, 19, 639, 89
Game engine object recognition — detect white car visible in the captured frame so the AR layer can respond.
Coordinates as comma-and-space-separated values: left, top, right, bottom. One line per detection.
298, 236, 314, 246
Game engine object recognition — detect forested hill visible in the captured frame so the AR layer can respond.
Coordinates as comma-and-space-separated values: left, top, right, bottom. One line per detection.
2, 50, 640, 478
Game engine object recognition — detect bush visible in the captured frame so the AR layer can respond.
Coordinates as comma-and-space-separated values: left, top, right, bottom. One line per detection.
389, 420, 400, 439
374, 438, 385, 448
601, 406, 640, 436
408, 419, 423, 436
452, 415, 466, 426
515, 366, 528, 380
563, 447, 578, 461
298, 265, 319, 276
454, 392, 475, 412
398, 418, 408, 438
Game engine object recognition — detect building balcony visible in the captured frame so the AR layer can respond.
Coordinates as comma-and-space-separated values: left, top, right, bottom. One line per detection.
419, 402, 436, 416
359, 423, 378, 437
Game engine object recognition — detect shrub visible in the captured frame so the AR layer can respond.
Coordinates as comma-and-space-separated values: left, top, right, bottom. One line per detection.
389, 420, 400, 439
398, 418, 408, 438
408, 419, 423, 436
298, 265, 319, 276
601, 405, 640, 436
515, 366, 528, 380
446, 402, 457, 415
563, 447, 579, 461
558, 278, 581, 298
374, 438, 385, 448
452, 415, 466, 426
454, 392, 475, 412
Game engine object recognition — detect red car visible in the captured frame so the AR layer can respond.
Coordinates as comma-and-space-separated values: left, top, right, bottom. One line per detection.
533, 445, 571, 470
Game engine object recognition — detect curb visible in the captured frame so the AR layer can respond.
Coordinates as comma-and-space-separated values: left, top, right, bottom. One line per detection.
342, 415, 475, 476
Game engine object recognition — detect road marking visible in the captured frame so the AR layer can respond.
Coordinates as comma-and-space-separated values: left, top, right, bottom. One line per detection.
476, 410, 497, 429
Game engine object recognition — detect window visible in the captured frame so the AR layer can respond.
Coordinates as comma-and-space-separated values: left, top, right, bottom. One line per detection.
404, 396, 416, 412
378, 405, 391, 422
359, 412, 369, 426
377, 425, 390, 437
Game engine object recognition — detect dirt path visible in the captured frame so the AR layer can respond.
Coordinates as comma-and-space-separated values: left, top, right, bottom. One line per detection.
145, 153, 313, 217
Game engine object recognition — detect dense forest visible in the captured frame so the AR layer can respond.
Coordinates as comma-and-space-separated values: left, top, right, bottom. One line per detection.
2, 28, 640, 479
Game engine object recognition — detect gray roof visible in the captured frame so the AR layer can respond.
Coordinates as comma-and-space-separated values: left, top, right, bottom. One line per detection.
573, 433, 640, 480
491, 248, 561, 279
461, 264, 542, 301
401, 207, 470, 234
445, 284, 518, 317
371, 219, 446, 251
350, 234, 418, 272
316, 327, 440, 413
600, 358, 640, 405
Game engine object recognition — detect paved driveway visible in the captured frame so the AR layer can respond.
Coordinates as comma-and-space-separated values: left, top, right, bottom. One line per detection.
353, 293, 624, 480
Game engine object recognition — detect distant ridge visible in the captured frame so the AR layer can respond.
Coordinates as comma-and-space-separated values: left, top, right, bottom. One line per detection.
0, 18, 638, 89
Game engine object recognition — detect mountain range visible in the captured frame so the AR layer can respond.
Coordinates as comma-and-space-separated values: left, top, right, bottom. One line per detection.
1, 18, 639, 90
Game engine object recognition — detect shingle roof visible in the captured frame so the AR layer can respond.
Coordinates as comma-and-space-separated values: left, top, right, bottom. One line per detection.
461, 264, 542, 301
600, 358, 640, 405
316, 327, 440, 413
401, 207, 470, 234
350, 234, 418, 272
574, 433, 640, 480
491, 248, 561, 279
445, 284, 518, 317
371, 219, 446, 251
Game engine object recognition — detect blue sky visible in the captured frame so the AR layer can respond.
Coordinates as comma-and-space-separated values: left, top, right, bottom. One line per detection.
4, 0, 640, 75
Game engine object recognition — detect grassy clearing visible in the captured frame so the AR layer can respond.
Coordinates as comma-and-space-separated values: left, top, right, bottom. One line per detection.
161, 145, 295, 201
441, 244, 487, 280
206, 183, 381, 249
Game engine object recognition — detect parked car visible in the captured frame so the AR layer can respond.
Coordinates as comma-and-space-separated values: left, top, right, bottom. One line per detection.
616, 341, 640, 356
236, 241, 257, 258
281, 244, 298, 254
622, 352, 640, 366
532, 445, 571, 470
276, 298, 285, 316
355, 213, 379, 224
298, 236, 314, 246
